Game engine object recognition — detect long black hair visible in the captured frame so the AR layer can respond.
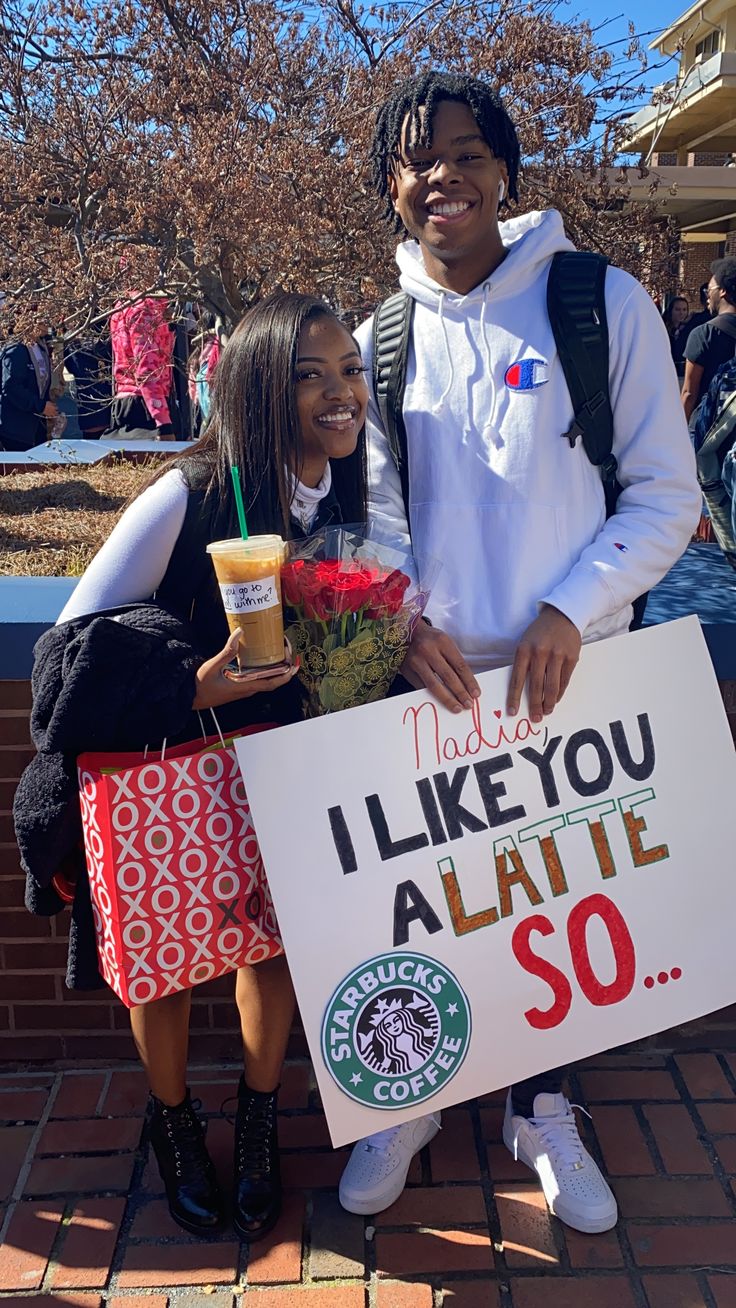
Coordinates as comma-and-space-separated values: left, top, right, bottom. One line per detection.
170, 293, 367, 534
662, 296, 688, 335
371, 70, 521, 232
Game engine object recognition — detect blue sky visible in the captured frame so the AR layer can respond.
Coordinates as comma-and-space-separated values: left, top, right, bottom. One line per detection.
570, 0, 680, 47
569, 0, 683, 95
558, 0, 686, 150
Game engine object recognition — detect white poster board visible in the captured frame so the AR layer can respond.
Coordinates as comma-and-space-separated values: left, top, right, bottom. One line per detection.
236, 618, 736, 1147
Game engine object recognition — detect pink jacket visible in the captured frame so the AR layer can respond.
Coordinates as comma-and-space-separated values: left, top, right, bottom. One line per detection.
110, 297, 174, 426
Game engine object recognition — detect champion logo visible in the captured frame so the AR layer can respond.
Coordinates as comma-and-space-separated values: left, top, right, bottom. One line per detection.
504, 357, 549, 391
614, 542, 628, 553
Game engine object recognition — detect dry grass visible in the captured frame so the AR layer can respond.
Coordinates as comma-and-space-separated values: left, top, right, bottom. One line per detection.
0, 460, 169, 576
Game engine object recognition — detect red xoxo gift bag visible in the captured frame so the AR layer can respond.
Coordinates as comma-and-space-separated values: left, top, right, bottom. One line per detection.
77, 724, 284, 1007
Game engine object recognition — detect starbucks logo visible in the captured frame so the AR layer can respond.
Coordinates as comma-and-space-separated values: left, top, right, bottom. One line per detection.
321, 952, 471, 1110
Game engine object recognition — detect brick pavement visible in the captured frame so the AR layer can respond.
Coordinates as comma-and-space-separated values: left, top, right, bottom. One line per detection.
0, 1051, 735, 1308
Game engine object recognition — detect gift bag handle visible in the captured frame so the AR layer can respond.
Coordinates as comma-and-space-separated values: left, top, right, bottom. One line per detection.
143, 708, 225, 761
200, 707, 226, 748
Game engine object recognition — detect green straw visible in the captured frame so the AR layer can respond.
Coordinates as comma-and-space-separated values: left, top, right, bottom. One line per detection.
230, 465, 249, 540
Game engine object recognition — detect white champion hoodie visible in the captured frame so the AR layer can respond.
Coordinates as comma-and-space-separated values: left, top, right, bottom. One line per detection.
356, 209, 701, 671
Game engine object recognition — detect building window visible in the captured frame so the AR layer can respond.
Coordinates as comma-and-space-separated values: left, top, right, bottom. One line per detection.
695, 29, 721, 60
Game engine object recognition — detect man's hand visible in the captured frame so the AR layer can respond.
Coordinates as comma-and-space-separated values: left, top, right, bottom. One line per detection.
193, 631, 297, 710
42, 401, 58, 417
401, 621, 480, 714
507, 604, 581, 723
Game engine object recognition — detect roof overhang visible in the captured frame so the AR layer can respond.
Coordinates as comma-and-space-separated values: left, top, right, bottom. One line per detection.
651, 0, 731, 56
625, 51, 736, 153
603, 164, 736, 236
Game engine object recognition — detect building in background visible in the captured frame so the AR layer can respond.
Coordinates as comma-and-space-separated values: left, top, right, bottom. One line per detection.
625, 0, 736, 301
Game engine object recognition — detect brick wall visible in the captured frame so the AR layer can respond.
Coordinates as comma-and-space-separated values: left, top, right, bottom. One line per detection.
652, 152, 731, 166
652, 152, 732, 166
693, 151, 732, 166
2, 677, 736, 1064
680, 241, 724, 309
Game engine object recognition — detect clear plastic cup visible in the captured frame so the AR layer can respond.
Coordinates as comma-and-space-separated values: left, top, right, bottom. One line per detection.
207, 535, 287, 668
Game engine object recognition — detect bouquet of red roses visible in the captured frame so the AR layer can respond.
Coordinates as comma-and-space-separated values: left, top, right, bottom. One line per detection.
280, 528, 434, 715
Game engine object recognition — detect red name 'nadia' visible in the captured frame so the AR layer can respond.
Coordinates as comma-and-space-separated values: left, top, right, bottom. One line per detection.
402, 696, 542, 772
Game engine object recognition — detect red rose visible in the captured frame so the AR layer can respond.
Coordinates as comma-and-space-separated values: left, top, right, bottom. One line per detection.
347, 573, 375, 612
384, 570, 410, 615
281, 559, 306, 608
322, 568, 367, 615
296, 563, 323, 598
315, 560, 341, 584
289, 563, 325, 619
365, 568, 410, 618
305, 589, 332, 621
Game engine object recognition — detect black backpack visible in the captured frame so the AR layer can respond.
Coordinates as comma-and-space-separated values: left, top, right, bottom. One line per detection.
693, 354, 736, 569
372, 249, 648, 629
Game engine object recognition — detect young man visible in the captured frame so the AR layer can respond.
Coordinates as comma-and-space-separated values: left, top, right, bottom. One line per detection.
339, 71, 701, 1234
682, 257, 736, 430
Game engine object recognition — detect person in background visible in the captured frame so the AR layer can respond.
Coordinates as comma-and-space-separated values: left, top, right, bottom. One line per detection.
188, 314, 222, 433
104, 294, 176, 440
685, 282, 711, 338
662, 296, 690, 380
0, 325, 58, 451
64, 332, 112, 439
682, 258, 736, 433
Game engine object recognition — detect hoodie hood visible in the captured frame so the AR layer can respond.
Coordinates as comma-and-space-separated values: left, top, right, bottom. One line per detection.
395, 208, 575, 309
395, 209, 576, 427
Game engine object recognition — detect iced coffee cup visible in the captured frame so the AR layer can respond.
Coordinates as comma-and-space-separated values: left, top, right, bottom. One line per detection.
207, 535, 287, 668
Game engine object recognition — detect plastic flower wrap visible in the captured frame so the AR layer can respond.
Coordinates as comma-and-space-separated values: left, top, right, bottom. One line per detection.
281, 527, 436, 715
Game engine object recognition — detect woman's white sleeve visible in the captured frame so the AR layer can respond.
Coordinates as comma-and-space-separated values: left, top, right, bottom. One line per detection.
57, 469, 190, 623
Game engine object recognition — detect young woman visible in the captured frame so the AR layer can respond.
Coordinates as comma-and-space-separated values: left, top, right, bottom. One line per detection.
56, 292, 369, 1241
662, 296, 690, 380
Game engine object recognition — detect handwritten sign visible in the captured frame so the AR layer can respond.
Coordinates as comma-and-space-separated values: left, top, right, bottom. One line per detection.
219, 577, 278, 614
235, 618, 736, 1146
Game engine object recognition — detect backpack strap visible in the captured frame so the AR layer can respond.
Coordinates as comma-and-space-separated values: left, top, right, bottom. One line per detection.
547, 251, 618, 514
373, 291, 415, 520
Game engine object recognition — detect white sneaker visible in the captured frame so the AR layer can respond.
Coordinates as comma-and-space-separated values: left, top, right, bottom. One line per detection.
503, 1091, 618, 1234
338, 1112, 441, 1215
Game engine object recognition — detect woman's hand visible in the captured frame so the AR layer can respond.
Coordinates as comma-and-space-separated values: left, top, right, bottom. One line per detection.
401, 621, 480, 713
193, 631, 298, 710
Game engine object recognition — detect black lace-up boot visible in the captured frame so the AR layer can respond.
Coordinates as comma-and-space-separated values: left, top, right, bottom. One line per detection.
233, 1075, 281, 1241
149, 1090, 224, 1235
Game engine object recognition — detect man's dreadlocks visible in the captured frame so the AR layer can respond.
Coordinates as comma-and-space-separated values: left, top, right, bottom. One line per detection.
371, 70, 521, 231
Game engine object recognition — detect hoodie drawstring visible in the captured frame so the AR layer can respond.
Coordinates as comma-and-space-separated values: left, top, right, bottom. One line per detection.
429, 280, 498, 441
479, 283, 499, 442
431, 292, 455, 415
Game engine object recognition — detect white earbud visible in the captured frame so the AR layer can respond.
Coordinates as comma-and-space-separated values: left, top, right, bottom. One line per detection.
497, 181, 506, 203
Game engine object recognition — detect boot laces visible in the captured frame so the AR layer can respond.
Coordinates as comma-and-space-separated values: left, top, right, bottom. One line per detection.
528, 1103, 592, 1171
163, 1098, 210, 1180
236, 1095, 276, 1173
